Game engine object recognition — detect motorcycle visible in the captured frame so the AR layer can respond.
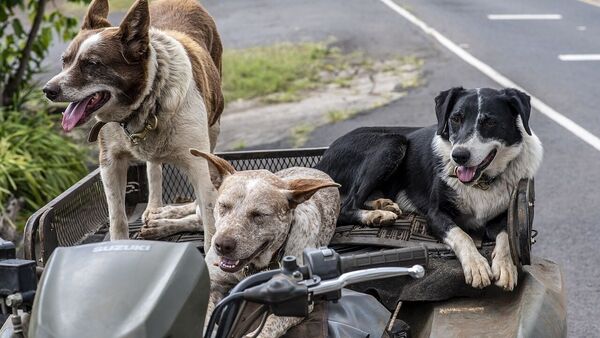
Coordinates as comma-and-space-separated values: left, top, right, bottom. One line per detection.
1, 239, 426, 338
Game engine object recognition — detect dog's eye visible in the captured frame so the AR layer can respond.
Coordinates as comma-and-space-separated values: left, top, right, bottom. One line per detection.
82, 58, 100, 67
249, 210, 267, 221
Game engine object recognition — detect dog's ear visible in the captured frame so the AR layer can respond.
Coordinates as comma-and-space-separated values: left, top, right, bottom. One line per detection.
81, 0, 111, 30
284, 179, 340, 208
117, 0, 150, 63
434, 87, 464, 139
502, 88, 532, 135
190, 149, 236, 189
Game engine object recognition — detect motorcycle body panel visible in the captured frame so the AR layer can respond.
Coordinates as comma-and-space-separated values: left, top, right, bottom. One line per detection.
398, 257, 566, 338
28, 240, 209, 338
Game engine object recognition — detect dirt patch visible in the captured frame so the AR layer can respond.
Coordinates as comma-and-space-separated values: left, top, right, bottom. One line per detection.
217, 56, 423, 150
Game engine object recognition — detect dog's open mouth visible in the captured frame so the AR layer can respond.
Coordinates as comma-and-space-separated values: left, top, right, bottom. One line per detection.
455, 149, 497, 184
62, 91, 110, 132
218, 241, 270, 273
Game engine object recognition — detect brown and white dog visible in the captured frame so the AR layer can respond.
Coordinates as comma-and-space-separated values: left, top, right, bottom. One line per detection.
42, 0, 224, 249
190, 150, 340, 338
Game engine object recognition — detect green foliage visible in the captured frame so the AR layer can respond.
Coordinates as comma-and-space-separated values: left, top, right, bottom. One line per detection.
0, 106, 89, 217
0, 0, 85, 109
222, 43, 338, 103
0, 0, 89, 229
326, 109, 358, 123
290, 123, 315, 148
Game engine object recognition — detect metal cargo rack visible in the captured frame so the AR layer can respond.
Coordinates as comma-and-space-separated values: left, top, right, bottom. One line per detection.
23, 147, 534, 277
22, 147, 536, 307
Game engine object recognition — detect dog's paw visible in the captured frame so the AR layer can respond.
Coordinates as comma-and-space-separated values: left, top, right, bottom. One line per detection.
142, 207, 156, 225
139, 227, 165, 239
361, 210, 398, 226
460, 253, 493, 289
139, 223, 173, 239
371, 199, 402, 216
492, 250, 518, 291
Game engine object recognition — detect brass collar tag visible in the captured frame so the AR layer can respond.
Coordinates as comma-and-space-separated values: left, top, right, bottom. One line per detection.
120, 114, 158, 145
449, 166, 496, 191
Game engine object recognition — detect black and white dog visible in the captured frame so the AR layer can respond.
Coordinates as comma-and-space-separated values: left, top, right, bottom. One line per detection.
316, 87, 543, 290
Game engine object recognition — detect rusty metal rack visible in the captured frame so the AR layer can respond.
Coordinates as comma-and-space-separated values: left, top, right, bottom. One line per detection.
23, 147, 532, 270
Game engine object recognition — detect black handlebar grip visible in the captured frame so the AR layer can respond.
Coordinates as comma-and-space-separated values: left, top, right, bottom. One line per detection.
339, 246, 428, 273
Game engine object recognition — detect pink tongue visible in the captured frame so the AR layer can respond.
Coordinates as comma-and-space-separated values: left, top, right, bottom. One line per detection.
61, 96, 92, 132
456, 166, 476, 183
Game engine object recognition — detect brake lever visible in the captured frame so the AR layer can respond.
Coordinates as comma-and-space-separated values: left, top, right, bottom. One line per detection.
308, 265, 425, 296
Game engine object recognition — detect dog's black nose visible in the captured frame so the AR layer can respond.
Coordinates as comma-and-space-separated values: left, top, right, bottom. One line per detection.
42, 83, 60, 101
452, 148, 471, 165
215, 237, 237, 255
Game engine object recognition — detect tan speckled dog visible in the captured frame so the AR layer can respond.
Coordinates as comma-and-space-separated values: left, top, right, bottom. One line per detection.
190, 150, 340, 338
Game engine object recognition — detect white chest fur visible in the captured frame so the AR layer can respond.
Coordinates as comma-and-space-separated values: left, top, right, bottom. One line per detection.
432, 127, 543, 228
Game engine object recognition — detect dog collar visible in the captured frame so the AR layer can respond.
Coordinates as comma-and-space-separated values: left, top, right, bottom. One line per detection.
87, 114, 159, 145
449, 166, 497, 190
88, 121, 106, 142
120, 114, 158, 145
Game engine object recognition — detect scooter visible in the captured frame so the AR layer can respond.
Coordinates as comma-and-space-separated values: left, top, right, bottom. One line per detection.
0, 239, 427, 338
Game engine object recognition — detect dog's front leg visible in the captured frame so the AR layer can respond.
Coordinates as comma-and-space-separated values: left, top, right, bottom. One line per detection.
428, 181, 492, 288
100, 156, 129, 240
485, 212, 518, 290
142, 161, 163, 223
491, 230, 518, 291
184, 159, 218, 252
443, 225, 492, 289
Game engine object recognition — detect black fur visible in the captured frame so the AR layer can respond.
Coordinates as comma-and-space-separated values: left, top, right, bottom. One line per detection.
316, 87, 533, 241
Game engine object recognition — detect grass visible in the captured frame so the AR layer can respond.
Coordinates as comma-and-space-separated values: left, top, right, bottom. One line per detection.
326, 109, 358, 123
290, 124, 315, 148
222, 43, 344, 104
0, 107, 89, 230
231, 140, 247, 151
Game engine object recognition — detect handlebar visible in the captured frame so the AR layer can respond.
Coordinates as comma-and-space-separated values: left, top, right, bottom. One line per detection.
340, 246, 428, 273
310, 265, 425, 295
206, 246, 428, 338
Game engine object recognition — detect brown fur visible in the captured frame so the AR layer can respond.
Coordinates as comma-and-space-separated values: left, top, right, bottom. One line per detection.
150, 0, 223, 125
44, 0, 224, 248
81, 0, 111, 29
167, 30, 224, 126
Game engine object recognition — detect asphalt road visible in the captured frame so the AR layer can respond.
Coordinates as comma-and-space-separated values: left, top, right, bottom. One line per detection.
203, 0, 600, 336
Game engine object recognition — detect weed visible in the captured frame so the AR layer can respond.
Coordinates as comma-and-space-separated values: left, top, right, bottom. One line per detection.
326, 109, 357, 123
290, 124, 315, 147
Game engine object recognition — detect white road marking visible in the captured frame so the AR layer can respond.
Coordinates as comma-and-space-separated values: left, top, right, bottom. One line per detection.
487, 14, 562, 20
379, 0, 600, 152
558, 54, 600, 61
578, 0, 600, 8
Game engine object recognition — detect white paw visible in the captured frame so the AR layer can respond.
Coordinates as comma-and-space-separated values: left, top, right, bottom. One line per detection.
373, 199, 402, 216
362, 210, 398, 226
461, 253, 492, 288
492, 252, 518, 291
142, 207, 157, 225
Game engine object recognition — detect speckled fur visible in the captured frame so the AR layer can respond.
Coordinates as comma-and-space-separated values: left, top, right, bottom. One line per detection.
195, 152, 340, 338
